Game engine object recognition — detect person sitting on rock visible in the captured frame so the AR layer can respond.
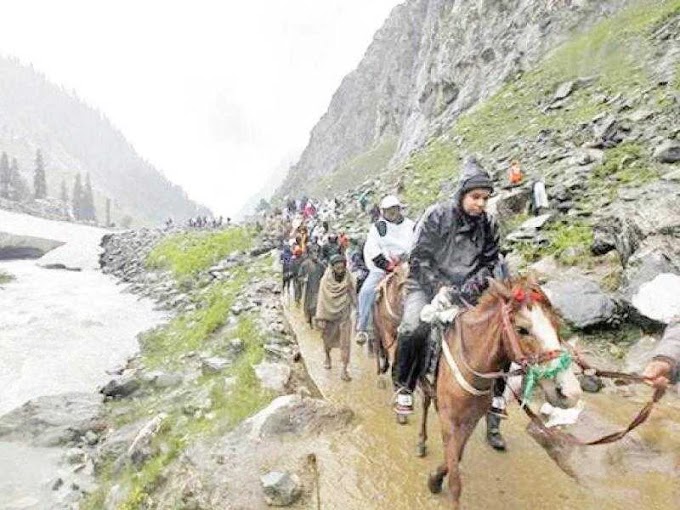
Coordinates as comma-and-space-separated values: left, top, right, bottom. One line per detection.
392, 157, 509, 451
315, 254, 358, 382
355, 195, 415, 346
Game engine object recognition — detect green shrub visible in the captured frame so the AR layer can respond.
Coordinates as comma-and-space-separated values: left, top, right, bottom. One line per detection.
146, 227, 252, 279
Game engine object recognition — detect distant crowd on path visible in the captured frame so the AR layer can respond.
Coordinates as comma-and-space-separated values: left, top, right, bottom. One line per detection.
167, 215, 231, 229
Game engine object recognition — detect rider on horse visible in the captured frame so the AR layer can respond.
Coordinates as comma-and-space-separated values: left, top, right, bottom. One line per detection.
392, 156, 509, 451
355, 195, 415, 346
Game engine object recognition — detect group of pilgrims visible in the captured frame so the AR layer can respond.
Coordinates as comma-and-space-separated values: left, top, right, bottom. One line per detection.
276, 156, 680, 452
278, 157, 515, 449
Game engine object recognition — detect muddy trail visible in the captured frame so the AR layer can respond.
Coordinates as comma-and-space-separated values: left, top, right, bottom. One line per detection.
285, 306, 680, 509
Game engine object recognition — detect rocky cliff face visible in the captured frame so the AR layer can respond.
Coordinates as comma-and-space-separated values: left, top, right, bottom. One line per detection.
280, 0, 634, 196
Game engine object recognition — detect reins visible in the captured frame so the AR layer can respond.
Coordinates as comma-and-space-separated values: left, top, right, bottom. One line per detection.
443, 295, 666, 447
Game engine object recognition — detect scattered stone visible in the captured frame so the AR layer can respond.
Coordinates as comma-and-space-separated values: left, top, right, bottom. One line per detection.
84, 430, 99, 446
654, 139, 680, 163
578, 374, 604, 393
100, 372, 141, 398
51, 477, 64, 491
553, 80, 575, 101
229, 338, 245, 354
254, 362, 291, 392
201, 357, 231, 374
65, 447, 87, 465
127, 413, 167, 467
260, 471, 301, 506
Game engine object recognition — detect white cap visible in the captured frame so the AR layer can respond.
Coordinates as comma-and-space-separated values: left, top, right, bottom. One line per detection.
380, 195, 403, 209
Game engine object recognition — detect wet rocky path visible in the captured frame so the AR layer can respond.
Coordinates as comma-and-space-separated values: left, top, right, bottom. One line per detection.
285, 305, 680, 510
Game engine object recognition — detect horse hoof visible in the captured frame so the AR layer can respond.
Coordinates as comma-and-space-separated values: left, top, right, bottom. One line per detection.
417, 443, 427, 458
396, 413, 408, 425
427, 473, 443, 494
377, 379, 387, 390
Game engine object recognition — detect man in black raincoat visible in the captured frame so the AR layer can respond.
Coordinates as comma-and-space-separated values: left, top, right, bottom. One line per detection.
393, 157, 508, 450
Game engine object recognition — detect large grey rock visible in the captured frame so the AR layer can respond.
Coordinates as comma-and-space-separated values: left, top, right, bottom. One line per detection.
100, 372, 141, 398
654, 139, 680, 163
629, 273, 680, 325
487, 187, 531, 219
253, 362, 291, 393
243, 395, 353, 441
260, 471, 301, 506
543, 278, 620, 329
0, 393, 104, 447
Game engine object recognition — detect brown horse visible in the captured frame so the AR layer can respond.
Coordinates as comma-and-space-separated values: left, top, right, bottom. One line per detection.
423, 277, 582, 508
372, 263, 408, 388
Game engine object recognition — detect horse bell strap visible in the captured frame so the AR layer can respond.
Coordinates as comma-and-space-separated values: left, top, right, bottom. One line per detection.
442, 338, 491, 397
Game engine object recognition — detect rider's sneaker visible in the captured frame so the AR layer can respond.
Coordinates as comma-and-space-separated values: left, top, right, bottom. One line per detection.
394, 389, 414, 415
355, 331, 368, 346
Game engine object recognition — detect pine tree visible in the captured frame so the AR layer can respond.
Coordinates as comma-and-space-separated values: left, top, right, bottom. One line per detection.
105, 198, 111, 227
83, 173, 96, 222
0, 152, 9, 199
72, 174, 83, 220
33, 149, 47, 199
60, 179, 69, 217
60, 179, 68, 203
9, 158, 29, 202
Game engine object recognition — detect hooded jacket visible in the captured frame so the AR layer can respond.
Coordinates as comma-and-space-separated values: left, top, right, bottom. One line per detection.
408, 158, 499, 298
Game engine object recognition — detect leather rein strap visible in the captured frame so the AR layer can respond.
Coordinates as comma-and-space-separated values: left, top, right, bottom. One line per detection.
441, 296, 665, 446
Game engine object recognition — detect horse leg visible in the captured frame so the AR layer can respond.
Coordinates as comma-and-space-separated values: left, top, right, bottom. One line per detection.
428, 411, 452, 494
446, 420, 476, 507
417, 384, 431, 457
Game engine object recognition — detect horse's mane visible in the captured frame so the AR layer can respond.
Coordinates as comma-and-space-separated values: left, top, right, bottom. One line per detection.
468, 276, 562, 332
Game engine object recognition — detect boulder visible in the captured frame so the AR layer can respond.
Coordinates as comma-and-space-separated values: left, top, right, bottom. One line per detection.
487, 187, 531, 219
553, 80, 575, 101
100, 372, 141, 398
654, 139, 680, 163
260, 471, 301, 507
254, 362, 291, 392
243, 395, 353, 441
201, 357, 231, 374
543, 277, 620, 329
127, 413, 167, 467
0, 393, 104, 447
629, 273, 680, 325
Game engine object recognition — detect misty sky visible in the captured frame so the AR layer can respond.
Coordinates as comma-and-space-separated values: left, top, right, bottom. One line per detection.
0, 1, 402, 217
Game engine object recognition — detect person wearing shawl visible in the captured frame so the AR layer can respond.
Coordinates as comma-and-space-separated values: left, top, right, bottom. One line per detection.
315, 254, 358, 382
299, 246, 325, 328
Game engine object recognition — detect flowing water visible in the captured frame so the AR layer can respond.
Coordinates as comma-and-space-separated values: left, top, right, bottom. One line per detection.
0, 260, 165, 416
285, 307, 680, 510
0, 218, 165, 510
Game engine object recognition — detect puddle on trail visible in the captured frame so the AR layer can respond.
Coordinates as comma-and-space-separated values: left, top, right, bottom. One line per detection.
286, 307, 680, 510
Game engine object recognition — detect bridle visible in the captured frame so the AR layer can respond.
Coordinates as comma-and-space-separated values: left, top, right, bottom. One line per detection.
442, 287, 665, 446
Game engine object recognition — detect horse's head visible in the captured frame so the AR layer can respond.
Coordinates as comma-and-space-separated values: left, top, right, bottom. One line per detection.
487, 277, 582, 409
